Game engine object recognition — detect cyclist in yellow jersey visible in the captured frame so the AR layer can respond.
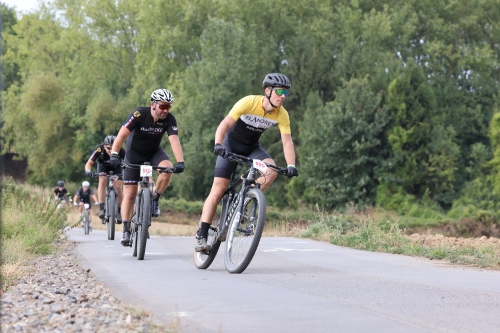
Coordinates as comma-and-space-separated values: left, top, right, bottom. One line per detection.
195, 73, 298, 252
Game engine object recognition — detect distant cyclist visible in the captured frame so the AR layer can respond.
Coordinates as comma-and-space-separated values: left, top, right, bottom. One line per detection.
109, 88, 186, 246
54, 180, 70, 206
85, 135, 125, 223
195, 73, 298, 252
73, 181, 99, 231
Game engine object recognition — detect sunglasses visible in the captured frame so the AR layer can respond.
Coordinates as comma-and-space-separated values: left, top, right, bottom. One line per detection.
105, 146, 112, 150
273, 88, 290, 97
156, 102, 172, 111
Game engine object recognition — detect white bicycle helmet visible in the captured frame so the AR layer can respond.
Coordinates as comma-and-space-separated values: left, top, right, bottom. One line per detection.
82, 181, 90, 187
150, 88, 174, 103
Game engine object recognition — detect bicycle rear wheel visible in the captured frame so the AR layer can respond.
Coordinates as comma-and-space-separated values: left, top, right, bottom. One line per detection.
193, 194, 228, 269
224, 188, 266, 274
137, 189, 151, 260
108, 191, 116, 240
84, 210, 90, 235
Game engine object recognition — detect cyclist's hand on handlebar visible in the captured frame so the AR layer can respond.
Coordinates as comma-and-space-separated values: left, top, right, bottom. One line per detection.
174, 162, 185, 173
286, 165, 298, 178
85, 170, 93, 178
109, 152, 121, 168
214, 144, 227, 158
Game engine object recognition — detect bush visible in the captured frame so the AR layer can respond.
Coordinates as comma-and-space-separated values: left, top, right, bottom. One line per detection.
1, 181, 66, 267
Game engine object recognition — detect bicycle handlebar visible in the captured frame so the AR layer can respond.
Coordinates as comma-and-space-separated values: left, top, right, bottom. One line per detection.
224, 152, 288, 175
91, 172, 123, 178
121, 163, 177, 174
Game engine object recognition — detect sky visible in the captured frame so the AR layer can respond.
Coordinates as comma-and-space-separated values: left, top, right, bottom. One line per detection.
2, 0, 43, 14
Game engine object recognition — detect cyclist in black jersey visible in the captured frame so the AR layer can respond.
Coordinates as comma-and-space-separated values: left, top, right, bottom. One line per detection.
73, 181, 99, 230
195, 73, 299, 252
54, 180, 70, 206
110, 88, 186, 246
85, 135, 125, 222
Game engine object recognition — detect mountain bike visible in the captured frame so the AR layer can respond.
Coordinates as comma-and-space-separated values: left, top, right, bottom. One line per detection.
92, 172, 122, 240
75, 203, 92, 235
193, 152, 288, 273
122, 162, 177, 260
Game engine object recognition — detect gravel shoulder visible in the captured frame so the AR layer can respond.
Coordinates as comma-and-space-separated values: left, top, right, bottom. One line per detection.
1, 238, 173, 333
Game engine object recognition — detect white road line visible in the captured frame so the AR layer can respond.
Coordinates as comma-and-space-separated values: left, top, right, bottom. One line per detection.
262, 248, 324, 252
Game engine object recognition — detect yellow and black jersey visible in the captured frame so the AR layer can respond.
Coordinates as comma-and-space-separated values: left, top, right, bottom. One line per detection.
227, 95, 291, 145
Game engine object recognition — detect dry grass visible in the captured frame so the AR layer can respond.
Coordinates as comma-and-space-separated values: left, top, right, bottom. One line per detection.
66, 209, 199, 236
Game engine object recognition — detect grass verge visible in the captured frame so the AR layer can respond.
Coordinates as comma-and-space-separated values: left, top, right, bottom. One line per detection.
301, 205, 500, 269
1, 180, 67, 290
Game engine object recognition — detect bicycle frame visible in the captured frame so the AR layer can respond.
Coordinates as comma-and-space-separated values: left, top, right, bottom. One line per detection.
215, 154, 286, 243
122, 162, 176, 260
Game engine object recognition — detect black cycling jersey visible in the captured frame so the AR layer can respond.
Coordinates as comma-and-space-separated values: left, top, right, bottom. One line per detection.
75, 188, 94, 204
54, 187, 68, 200
89, 144, 126, 163
122, 107, 178, 156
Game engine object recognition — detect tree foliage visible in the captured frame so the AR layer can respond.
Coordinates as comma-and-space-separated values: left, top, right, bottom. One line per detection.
2, 0, 500, 216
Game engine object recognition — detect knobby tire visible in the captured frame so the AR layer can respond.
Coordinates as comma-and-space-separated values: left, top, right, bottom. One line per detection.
84, 210, 90, 235
224, 188, 266, 274
108, 191, 116, 240
137, 189, 151, 260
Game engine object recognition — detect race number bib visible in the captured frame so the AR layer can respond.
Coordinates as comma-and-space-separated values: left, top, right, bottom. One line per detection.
253, 159, 268, 173
84, 203, 90, 209
140, 165, 153, 177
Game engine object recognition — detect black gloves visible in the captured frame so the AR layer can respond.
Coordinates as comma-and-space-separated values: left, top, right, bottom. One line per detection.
85, 170, 93, 178
174, 162, 185, 173
109, 152, 121, 168
286, 165, 298, 178
214, 144, 227, 157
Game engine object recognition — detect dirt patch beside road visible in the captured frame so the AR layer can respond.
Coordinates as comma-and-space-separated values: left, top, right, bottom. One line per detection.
407, 233, 500, 250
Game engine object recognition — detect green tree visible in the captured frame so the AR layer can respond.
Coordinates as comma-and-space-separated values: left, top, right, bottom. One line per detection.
173, 18, 258, 199
298, 78, 389, 208
377, 62, 460, 208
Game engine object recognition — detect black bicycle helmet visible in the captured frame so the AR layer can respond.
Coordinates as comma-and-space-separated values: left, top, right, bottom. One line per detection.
262, 73, 291, 89
57, 180, 65, 187
104, 135, 116, 145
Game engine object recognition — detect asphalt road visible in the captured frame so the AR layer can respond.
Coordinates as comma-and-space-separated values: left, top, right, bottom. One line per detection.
68, 228, 500, 333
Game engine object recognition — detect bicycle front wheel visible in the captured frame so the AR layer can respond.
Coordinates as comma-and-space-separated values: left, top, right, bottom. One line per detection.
108, 191, 116, 240
224, 188, 266, 274
132, 223, 138, 257
193, 194, 227, 269
137, 189, 152, 260
84, 210, 90, 235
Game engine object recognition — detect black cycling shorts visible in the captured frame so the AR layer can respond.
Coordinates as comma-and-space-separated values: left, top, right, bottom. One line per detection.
97, 163, 123, 180
123, 148, 170, 185
214, 135, 271, 179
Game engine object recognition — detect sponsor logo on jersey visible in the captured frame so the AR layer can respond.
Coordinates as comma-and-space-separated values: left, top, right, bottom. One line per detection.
133, 111, 141, 117
97, 147, 101, 152
172, 126, 178, 131
140, 127, 164, 133
157, 122, 163, 125
240, 114, 278, 130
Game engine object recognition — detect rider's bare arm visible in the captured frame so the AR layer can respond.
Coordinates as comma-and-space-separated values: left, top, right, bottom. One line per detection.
168, 135, 185, 163
215, 116, 236, 145
85, 159, 94, 171
111, 127, 131, 154
281, 134, 296, 166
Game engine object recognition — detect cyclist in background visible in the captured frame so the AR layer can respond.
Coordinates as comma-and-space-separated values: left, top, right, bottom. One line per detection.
109, 88, 186, 246
73, 181, 99, 231
195, 73, 299, 252
54, 180, 70, 207
85, 135, 125, 223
